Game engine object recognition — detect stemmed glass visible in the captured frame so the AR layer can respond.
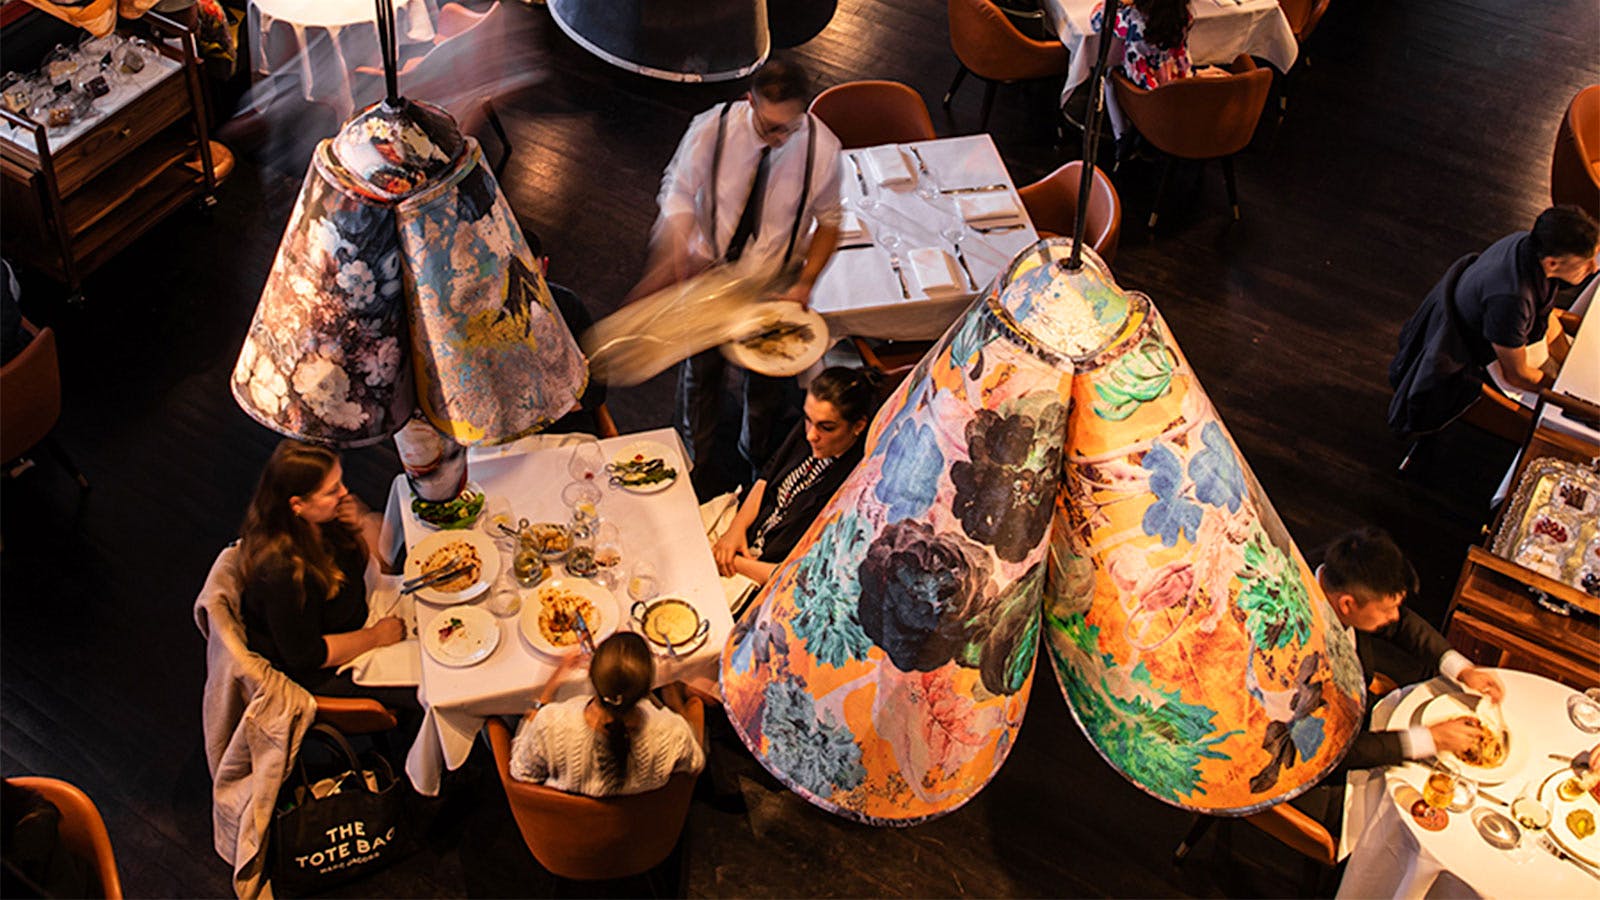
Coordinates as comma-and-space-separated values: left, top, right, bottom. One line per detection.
592, 523, 624, 592
628, 560, 660, 605
1509, 781, 1553, 861
566, 436, 605, 485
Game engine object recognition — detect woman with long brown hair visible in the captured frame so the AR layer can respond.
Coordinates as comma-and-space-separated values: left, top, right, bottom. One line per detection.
510, 633, 704, 796
238, 439, 414, 708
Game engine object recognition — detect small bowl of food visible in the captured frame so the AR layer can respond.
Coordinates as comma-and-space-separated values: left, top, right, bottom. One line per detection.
631, 597, 710, 655
521, 521, 572, 563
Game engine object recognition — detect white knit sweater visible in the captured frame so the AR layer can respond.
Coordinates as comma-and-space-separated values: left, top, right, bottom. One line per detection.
510, 696, 705, 797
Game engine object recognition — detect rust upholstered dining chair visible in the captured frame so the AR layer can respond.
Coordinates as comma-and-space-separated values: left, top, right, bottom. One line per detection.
1017, 160, 1122, 264
484, 692, 705, 881
943, 0, 1069, 133
1278, 0, 1333, 44
1, 319, 88, 489
1551, 84, 1600, 220
6, 776, 124, 899
1111, 56, 1272, 229
809, 80, 938, 149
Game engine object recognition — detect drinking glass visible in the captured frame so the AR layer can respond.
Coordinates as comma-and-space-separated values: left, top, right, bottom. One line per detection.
1509, 782, 1552, 859
561, 479, 603, 521
592, 523, 624, 592
628, 560, 659, 604
482, 496, 515, 546
566, 520, 598, 577
566, 436, 605, 484
1422, 767, 1457, 812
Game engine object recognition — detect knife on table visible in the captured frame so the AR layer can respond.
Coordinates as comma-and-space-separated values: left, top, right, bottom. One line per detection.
940, 184, 1008, 194
848, 153, 870, 194
573, 610, 596, 654
400, 562, 473, 595
908, 145, 933, 181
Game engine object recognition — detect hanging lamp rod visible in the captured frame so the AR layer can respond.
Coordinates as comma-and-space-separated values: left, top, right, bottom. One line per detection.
1065, 3, 1120, 272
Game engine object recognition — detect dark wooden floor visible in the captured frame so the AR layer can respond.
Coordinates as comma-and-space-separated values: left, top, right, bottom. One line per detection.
3, 0, 1596, 896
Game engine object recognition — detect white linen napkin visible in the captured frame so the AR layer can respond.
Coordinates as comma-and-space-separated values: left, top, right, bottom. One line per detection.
958, 191, 1022, 222
838, 211, 869, 242
340, 575, 423, 687
907, 247, 962, 295
863, 146, 914, 185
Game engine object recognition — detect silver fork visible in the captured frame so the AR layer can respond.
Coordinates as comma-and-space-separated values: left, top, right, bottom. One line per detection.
888, 253, 911, 299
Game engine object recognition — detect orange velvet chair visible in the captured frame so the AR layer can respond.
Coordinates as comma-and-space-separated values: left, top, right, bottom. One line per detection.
1111, 56, 1272, 228
810, 80, 938, 149
6, 776, 124, 899
1551, 84, 1600, 220
484, 693, 706, 880
944, 0, 1069, 132
1017, 160, 1122, 264
1278, 0, 1333, 44
1, 320, 88, 488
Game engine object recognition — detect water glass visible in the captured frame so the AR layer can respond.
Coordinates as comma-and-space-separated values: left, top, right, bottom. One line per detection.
628, 560, 659, 604
566, 436, 605, 484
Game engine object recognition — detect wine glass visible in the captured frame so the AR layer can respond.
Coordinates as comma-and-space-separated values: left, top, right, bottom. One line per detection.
566, 436, 605, 484
482, 496, 515, 547
1509, 782, 1552, 860
592, 523, 624, 592
628, 560, 659, 604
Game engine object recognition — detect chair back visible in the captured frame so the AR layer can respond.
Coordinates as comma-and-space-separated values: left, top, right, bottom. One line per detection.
1551, 84, 1600, 219
1243, 802, 1337, 866
0, 321, 61, 463
1017, 160, 1122, 264
6, 776, 124, 899
810, 80, 937, 149
484, 699, 704, 880
436, 1, 491, 41
1277, 0, 1332, 43
1111, 59, 1272, 161
947, 0, 1068, 82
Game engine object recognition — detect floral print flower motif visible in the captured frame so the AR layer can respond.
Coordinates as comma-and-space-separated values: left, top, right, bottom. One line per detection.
949, 401, 1067, 563
1188, 422, 1245, 513
910, 670, 987, 767
1092, 336, 1176, 421
874, 419, 944, 523
1108, 549, 1197, 651
291, 355, 367, 431
728, 610, 790, 676
944, 306, 1001, 379
357, 337, 403, 387
1236, 536, 1312, 651
789, 512, 876, 668
1248, 652, 1328, 794
760, 677, 866, 798
1140, 441, 1201, 547
857, 520, 993, 673
336, 260, 378, 310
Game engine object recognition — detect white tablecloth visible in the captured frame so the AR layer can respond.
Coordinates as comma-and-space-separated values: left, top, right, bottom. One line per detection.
249, 0, 438, 119
1044, 0, 1298, 104
380, 428, 733, 796
811, 135, 1039, 341
1336, 670, 1600, 899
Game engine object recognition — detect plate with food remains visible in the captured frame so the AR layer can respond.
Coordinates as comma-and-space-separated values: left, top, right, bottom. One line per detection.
1537, 769, 1600, 866
631, 596, 711, 656
1417, 692, 1527, 784
720, 301, 829, 377
411, 481, 486, 530
519, 578, 618, 657
607, 441, 679, 493
404, 530, 499, 605
422, 605, 500, 667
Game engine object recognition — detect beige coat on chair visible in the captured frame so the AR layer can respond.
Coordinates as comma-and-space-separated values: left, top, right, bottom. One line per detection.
194, 545, 316, 899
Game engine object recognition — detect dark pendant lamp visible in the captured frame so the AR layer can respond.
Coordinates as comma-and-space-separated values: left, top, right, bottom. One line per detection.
233, 0, 587, 448
547, 0, 770, 83
717, 17, 1363, 825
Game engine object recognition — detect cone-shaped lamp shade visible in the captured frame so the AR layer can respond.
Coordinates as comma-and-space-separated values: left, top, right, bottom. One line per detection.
233, 99, 587, 447
1041, 247, 1364, 815
720, 241, 1141, 825
548, 0, 770, 83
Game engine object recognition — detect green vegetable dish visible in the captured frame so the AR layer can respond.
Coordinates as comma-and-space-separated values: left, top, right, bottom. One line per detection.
412, 488, 485, 529
611, 456, 677, 487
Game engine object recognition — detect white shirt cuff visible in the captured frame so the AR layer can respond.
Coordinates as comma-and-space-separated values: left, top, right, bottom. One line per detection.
1439, 650, 1472, 682
1400, 725, 1436, 760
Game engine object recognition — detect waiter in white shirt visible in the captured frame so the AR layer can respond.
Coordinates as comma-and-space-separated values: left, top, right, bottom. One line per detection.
628, 58, 844, 488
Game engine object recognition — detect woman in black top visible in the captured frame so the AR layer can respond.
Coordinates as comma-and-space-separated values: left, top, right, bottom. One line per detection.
712, 367, 875, 585
239, 440, 414, 708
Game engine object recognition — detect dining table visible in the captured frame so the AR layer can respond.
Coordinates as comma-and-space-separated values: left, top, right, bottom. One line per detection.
248, 0, 439, 119
1043, 0, 1298, 106
1335, 669, 1600, 898
377, 428, 733, 796
809, 133, 1040, 342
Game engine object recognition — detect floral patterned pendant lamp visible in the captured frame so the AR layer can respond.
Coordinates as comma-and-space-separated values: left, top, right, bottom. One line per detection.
232, 0, 585, 447
720, 241, 1363, 824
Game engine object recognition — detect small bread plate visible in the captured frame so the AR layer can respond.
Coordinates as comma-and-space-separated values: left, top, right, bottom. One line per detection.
519, 578, 619, 657
631, 596, 711, 656
1537, 769, 1600, 866
607, 440, 680, 494
410, 481, 486, 530
422, 606, 500, 667
721, 301, 829, 378
405, 530, 499, 606
1417, 692, 1528, 784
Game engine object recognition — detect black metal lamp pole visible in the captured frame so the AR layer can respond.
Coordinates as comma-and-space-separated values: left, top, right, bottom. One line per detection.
1065, 3, 1120, 272
374, 0, 401, 105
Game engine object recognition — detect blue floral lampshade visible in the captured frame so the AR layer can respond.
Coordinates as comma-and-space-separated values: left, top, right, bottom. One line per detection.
233, 99, 588, 447
719, 239, 1364, 825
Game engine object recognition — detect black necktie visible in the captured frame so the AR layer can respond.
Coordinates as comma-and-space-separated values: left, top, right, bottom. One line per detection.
725, 145, 772, 263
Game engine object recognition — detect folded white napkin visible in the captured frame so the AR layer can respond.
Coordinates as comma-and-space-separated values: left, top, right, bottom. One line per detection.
958, 191, 1022, 222
340, 577, 423, 687
838, 211, 868, 242
908, 247, 962, 295
863, 146, 913, 185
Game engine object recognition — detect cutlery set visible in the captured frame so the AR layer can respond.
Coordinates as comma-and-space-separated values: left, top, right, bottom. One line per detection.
401, 562, 473, 595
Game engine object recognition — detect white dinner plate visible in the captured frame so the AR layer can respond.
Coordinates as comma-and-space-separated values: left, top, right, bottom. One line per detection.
607, 440, 680, 494
1417, 692, 1528, 785
519, 578, 619, 657
404, 529, 499, 606
421, 606, 500, 667
720, 302, 829, 377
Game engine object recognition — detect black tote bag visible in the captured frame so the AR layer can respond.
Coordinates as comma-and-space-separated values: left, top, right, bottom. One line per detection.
270, 724, 410, 896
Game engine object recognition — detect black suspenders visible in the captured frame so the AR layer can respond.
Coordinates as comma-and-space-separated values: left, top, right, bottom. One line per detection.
708, 101, 816, 267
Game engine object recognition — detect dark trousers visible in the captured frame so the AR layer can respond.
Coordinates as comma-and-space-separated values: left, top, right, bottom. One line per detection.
675, 349, 785, 484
